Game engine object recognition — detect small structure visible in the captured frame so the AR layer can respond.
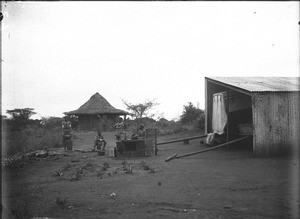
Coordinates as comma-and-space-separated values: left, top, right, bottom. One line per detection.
65, 92, 128, 131
205, 77, 299, 156
116, 128, 158, 157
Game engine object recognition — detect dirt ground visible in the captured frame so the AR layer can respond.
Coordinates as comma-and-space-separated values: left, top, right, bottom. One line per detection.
2, 130, 299, 219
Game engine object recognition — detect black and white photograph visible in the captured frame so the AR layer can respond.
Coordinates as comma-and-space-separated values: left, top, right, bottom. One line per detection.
1, 1, 299, 218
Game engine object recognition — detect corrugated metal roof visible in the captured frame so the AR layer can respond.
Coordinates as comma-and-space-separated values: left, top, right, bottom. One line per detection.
207, 77, 300, 92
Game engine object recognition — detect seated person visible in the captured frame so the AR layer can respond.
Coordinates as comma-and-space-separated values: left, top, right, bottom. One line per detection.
94, 131, 107, 151
138, 124, 146, 138
131, 124, 146, 139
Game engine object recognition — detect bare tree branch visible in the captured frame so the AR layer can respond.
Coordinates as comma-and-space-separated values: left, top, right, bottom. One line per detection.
121, 99, 159, 119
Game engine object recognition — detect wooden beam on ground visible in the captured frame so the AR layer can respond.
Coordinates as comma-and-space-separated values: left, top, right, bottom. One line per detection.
165, 136, 250, 162
157, 135, 207, 146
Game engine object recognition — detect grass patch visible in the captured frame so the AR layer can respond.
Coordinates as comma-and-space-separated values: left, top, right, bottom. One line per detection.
140, 161, 151, 170
102, 162, 110, 171
62, 162, 72, 171
122, 161, 133, 174
3, 125, 63, 156
10, 195, 33, 219
54, 197, 68, 210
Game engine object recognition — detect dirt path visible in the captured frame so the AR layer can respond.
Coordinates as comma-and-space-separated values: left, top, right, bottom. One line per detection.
2, 130, 299, 218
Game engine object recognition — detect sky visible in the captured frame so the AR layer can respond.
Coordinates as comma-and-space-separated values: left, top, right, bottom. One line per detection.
1, 1, 299, 120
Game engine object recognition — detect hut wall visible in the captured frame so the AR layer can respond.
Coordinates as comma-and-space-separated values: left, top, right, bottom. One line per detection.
252, 92, 300, 156
98, 114, 119, 131
78, 115, 99, 130
78, 114, 121, 131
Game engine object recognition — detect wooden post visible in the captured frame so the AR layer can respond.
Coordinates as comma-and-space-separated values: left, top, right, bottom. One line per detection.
205, 79, 211, 134
226, 89, 230, 149
123, 114, 126, 129
145, 128, 157, 156
97, 114, 102, 131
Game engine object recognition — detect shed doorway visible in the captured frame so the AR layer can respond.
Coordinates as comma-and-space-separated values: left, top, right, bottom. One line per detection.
206, 81, 253, 151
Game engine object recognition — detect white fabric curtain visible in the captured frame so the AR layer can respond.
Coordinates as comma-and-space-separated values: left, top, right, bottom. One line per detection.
212, 93, 227, 134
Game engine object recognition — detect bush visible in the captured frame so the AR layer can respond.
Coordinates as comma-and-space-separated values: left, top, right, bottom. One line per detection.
125, 117, 193, 136
3, 124, 63, 156
3, 111, 66, 156
42, 116, 62, 130
180, 102, 205, 129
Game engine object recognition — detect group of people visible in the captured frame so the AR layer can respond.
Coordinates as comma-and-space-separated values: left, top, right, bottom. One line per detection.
95, 117, 146, 151
114, 117, 146, 140
62, 116, 146, 152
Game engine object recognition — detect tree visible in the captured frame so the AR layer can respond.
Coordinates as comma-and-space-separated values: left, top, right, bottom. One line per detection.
6, 108, 36, 120
180, 102, 205, 128
122, 99, 159, 119
6, 108, 37, 129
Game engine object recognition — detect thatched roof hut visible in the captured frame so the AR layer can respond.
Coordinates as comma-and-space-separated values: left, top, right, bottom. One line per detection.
65, 92, 128, 130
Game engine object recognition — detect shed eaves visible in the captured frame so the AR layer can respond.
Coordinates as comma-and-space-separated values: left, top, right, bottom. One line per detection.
207, 77, 300, 92
65, 92, 128, 115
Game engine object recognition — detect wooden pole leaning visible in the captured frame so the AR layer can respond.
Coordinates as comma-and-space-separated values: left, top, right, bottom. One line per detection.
157, 134, 207, 146
165, 136, 250, 162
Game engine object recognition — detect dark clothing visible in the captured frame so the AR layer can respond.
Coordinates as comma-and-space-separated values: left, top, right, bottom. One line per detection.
138, 129, 146, 138
94, 135, 107, 151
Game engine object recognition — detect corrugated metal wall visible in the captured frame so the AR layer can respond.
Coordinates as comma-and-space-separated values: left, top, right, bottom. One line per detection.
252, 92, 300, 156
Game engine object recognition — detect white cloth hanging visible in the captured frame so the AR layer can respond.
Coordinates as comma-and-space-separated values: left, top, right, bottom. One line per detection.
212, 92, 227, 134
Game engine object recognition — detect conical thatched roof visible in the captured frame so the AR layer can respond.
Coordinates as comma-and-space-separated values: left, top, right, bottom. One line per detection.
65, 92, 128, 115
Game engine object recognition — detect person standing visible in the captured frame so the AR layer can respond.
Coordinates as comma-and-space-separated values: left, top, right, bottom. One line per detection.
62, 117, 72, 133
62, 117, 72, 151
94, 131, 107, 151
114, 117, 125, 140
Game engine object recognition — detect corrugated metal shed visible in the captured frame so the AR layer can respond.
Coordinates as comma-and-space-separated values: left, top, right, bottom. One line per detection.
205, 76, 300, 156
207, 77, 299, 92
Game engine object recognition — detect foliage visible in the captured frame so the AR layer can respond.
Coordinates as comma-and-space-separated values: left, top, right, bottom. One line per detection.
2, 123, 63, 156
6, 108, 38, 130
122, 99, 159, 119
180, 102, 205, 128
140, 161, 151, 170
41, 115, 78, 130
102, 162, 110, 171
6, 108, 36, 120
124, 116, 189, 136
66, 115, 78, 130
41, 116, 62, 130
